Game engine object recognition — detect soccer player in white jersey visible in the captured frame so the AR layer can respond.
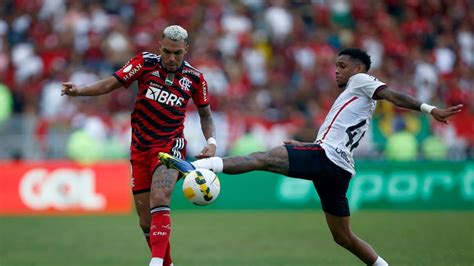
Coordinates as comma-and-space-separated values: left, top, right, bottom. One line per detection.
159, 48, 463, 265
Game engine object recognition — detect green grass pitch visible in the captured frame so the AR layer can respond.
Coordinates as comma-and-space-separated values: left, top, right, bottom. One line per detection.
1, 211, 473, 266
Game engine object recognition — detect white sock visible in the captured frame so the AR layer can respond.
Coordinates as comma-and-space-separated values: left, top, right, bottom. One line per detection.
149, 257, 163, 266
192, 157, 224, 173
373, 256, 388, 266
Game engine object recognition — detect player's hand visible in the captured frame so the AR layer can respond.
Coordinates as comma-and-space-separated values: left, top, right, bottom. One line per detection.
61, 82, 80, 96
195, 144, 216, 159
283, 140, 305, 146
431, 104, 463, 124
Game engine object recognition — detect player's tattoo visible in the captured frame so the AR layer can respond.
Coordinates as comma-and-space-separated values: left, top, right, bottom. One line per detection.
152, 179, 174, 189
198, 106, 216, 139
376, 88, 422, 111
223, 146, 290, 175
153, 166, 177, 189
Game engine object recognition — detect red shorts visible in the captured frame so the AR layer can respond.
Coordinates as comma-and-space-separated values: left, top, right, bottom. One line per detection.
130, 138, 187, 194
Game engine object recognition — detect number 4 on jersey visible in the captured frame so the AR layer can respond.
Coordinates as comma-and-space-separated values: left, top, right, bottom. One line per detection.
345, 120, 366, 151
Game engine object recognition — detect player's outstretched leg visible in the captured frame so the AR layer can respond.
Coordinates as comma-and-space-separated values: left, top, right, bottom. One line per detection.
159, 152, 195, 174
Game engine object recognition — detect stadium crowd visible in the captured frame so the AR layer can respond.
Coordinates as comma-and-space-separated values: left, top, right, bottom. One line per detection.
0, 0, 472, 161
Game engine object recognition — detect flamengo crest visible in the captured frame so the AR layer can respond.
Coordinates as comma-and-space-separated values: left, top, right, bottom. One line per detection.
179, 77, 192, 91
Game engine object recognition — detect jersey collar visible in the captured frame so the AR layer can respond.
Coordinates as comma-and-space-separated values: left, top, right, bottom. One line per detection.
159, 60, 185, 73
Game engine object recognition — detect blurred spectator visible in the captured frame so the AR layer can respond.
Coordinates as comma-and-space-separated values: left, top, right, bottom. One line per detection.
434, 34, 456, 75
241, 32, 269, 87
457, 21, 473, 67
229, 128, 266, 156
0, 83, 13, 124
264, 1, 293, 43
11, 43, 44, 84
450, 105, 474, 151
103, 19, 133, 70
413, 49, 438, 103
67, 128, 104, 165
385, 117, 419, 161
421, 134, 447, 160
38, 0, 66, 21
39, 72, 68, 119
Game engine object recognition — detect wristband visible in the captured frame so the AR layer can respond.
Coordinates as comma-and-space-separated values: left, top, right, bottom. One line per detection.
420, 103, 436, 114
207, 137, 217, 146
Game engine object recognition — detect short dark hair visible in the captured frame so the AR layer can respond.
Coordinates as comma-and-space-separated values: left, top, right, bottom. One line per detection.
339, 48, 372, 71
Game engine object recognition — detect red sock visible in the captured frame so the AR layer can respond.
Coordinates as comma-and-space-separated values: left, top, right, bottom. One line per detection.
147, 233, 172, 264
150, 207, 171, 259
163, 241, 172, 266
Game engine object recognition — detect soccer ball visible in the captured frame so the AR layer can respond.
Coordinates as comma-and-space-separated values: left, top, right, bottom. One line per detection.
182, 169, 220, 206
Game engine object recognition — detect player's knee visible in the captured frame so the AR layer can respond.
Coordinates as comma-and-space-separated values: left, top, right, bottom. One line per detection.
137, 212, 151, 231
332, 232, 353, 248
149, 190, 172, 206
139, 220, 150, 231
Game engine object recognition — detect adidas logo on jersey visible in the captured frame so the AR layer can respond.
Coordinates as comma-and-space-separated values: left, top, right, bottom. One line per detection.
151, 71, 160, 78
146, 86, 184, 106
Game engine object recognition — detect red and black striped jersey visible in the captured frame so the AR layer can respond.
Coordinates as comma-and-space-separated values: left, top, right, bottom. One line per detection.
113, 52, 210, 150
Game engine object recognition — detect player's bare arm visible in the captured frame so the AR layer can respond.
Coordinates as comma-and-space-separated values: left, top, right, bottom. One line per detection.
374, 87, 463, 124
374, 87, 422, 110
196, 105, 216, 158
61, 76, 122, 97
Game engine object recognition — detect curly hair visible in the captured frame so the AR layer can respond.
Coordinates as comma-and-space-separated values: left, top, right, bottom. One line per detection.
339, 48, 372, 72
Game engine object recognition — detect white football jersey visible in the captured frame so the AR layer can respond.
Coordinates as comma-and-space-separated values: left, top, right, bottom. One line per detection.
316, 73, 386, 176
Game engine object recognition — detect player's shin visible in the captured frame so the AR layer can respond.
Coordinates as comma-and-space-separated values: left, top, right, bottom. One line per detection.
144, 231, 151, 250
163, 241, 172, 266
149, 206, 171, 266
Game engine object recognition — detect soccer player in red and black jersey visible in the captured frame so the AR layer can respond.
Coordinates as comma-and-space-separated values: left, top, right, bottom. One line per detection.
61, 25, 217, 266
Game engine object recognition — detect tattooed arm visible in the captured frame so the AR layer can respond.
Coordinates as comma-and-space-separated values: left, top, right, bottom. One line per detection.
196, 105, 217, 158
375, 87, 463, 124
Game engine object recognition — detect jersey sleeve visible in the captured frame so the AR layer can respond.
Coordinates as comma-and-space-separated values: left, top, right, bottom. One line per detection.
192, 73, 210, 107
113, 54, 145, 88
348, 73, 386, 99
